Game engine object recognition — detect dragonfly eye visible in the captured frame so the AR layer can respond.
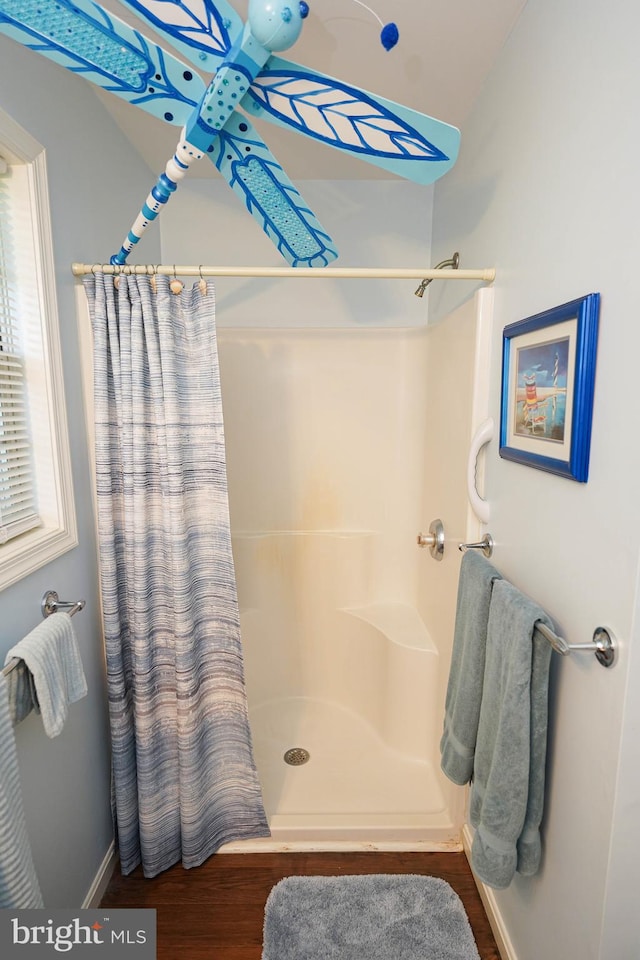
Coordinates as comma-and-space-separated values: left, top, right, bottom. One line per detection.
299, 1, 310, 17
248, 0, 304, 52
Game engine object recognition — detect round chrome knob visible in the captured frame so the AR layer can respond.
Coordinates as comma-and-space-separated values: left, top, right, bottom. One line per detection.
417, 519, 445, 561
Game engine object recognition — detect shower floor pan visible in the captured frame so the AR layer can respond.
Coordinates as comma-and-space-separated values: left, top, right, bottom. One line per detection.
222, 697, 459, 852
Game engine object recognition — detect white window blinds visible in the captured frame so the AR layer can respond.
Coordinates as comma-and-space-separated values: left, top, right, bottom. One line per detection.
0, 158, 40, 544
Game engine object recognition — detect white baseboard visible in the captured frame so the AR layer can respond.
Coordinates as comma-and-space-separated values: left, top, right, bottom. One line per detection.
82, 841, 117, 909
462, 825, 518, 960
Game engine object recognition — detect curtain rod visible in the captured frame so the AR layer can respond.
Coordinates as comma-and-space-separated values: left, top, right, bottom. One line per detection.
71, 263, 496, 282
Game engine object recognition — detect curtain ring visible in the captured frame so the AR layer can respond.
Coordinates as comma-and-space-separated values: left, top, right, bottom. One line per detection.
198, 264, 207, 294
91, 263, 101, 275
170, 265, 183, 295
149, 263, 157, 293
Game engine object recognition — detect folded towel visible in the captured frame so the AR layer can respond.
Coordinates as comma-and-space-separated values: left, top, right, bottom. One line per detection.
4, 613, 88, 738
5, 659, 36, 726
469, 579, 553, 888
0, 674, 44, 908
440, 551, 502, 784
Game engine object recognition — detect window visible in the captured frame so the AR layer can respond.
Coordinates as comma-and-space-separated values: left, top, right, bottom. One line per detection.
0, 160, 40, 543
0, 107, 77, 590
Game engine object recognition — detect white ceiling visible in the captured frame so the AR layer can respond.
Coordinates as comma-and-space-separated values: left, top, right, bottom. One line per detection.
95, 0, 526, 180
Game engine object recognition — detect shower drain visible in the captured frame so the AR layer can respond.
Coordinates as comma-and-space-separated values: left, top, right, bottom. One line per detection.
284, 747, 310, 766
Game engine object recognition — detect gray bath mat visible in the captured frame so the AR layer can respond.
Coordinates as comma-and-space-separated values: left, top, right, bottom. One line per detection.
262, 874, 481, 959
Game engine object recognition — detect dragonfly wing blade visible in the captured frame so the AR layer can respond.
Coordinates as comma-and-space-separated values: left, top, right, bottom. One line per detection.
116, 0, 241, 69
0, 0, 205, 124
244, 56, 460, 184
211, 113, 338, 267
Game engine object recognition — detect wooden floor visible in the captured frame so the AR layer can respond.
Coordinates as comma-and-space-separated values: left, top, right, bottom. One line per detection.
102, 850, 502, 959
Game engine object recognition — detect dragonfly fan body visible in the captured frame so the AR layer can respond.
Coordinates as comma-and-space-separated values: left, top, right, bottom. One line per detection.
0, 0, 461, 266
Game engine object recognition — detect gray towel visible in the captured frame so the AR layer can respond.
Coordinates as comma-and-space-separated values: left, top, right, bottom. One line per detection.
440, 550, 502, 784
0, 674, 44, 908
4, 612, 87, 738
469, 579, 553, 888
4, 659, 36, 726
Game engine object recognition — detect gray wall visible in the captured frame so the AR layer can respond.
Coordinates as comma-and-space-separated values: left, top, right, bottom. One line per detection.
0, 38, 160, 906
431, 0, 640, 957
160, 178, 432, 327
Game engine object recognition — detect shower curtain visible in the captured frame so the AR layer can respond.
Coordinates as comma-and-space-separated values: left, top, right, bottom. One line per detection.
83, 273, 269, 877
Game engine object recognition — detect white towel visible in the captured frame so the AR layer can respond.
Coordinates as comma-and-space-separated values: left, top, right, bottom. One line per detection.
0, 674, 44, 907
4, 612, 88, 738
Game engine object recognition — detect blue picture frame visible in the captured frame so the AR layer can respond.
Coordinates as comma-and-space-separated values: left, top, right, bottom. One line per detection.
499, 293, 600, 482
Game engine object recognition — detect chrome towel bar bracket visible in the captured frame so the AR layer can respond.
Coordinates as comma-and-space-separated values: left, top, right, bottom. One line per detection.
536, 623, 616, 668
459, 534, 494, 558
41, 590, 86, 619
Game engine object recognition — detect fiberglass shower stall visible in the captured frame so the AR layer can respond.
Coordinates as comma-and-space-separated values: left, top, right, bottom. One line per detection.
217, 288, 493, 850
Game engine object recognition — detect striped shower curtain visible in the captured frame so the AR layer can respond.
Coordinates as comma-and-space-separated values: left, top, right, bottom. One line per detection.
83, 273, 269, 877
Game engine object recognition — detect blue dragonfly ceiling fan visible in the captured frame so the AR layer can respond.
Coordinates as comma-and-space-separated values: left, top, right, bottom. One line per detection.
0, 0, 461, 267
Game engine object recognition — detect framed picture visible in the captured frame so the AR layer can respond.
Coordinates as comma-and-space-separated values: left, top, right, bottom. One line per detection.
499, 293, 600, 482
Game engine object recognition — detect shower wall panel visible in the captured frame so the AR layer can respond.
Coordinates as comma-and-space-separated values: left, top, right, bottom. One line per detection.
217, 327, 430, 602
215, 308, 490, 846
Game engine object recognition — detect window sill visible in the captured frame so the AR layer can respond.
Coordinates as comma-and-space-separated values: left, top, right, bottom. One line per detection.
0, 520, 78, 592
